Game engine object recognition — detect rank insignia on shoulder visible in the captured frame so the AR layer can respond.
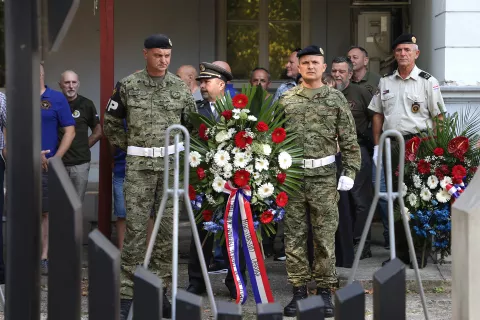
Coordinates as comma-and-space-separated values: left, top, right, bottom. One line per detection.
411, 102, 420, 113
419, 71, 432, 80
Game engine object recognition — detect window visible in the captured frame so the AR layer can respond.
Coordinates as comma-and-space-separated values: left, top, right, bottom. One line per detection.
217, 0, 309, 81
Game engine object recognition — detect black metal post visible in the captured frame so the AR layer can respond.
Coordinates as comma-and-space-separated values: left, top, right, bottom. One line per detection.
176, 290, 203, 320
296, 296, 325, 320
334, 281, 365, 320
217, 300, 242, 320
133, 266, 163, 320
48, 158, 83, 320
256, 303, 283, 320
5, 0, 42, 319
373, 258, 406, 320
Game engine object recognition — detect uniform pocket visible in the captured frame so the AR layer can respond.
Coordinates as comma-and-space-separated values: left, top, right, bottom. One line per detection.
381, 93, 395, 115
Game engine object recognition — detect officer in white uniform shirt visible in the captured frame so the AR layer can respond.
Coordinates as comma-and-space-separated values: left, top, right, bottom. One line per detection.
368, 33, 446, 268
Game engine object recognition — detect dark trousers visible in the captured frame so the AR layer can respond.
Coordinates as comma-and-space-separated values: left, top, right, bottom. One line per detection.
188, 223, 246, 289
350, 146, 374, 241
334, 153, 354, 267
0, 156, 5, 280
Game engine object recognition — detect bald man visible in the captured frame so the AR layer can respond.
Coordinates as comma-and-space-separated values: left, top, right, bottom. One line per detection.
176, 65, 202, 101
58, 70, 102, 203
213, 61, 238, 97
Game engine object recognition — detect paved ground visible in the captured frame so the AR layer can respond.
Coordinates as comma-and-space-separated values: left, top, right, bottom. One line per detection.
0, 222, 452, 319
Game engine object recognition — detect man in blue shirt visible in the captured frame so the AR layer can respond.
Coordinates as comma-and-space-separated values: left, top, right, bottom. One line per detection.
271, 48, 301, 103
40, 64, 76, 274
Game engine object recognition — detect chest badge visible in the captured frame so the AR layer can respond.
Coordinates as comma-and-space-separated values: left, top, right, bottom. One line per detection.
411, 102, 420, 113
72, 110, 80, 118
41, 100, 51, 110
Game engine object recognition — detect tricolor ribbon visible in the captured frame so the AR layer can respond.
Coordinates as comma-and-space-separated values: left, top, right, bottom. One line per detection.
223, 181, 274, 305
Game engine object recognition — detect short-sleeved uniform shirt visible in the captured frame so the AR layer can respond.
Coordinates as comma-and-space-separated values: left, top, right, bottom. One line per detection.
368, 65, 445, 135
60, 95, 99, 166
41, 86, 76, 159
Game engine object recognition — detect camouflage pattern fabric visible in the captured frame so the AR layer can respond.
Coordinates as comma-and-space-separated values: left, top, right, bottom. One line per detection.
103, 69, 196, 299
279, 85, 361, 288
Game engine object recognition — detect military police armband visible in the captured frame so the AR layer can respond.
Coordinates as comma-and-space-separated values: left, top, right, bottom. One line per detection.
105, 82, 126, 118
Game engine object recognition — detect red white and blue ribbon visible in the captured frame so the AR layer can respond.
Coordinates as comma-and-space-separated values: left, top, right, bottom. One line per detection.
223, 181, 274, 304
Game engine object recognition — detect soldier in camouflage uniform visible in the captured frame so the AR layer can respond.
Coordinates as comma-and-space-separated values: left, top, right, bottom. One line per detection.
279, 45, 361, 318
103, 34, 196, 319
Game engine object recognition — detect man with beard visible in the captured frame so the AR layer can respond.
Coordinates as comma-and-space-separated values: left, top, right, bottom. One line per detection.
187, 62, 247, 299
58, 70, 102, 202
331, 56, 375, 260
103, 34, 196, 319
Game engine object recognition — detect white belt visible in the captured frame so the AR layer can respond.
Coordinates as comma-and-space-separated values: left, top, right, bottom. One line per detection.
302, 155, 336, 169
127, 143, 184, 158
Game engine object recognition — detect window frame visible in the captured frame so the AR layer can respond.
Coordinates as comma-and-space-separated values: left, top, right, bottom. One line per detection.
216, 0, 311, 86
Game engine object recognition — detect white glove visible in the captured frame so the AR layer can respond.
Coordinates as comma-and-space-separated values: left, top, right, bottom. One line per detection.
373, 145, 379, 167
337, 176, 354, 191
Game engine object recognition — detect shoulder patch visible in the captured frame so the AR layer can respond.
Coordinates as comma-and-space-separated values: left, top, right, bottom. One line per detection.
419, 71, 432, 80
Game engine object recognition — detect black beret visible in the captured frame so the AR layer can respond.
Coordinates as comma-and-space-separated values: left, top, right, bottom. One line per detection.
392, 33, 417, 50
196, 62, 233, 82
297, 45, 324, 59
144, 34, 172, 49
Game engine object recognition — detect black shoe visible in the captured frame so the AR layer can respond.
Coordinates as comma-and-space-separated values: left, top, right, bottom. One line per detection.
186, 284, 206, 295
353, 240, 372, 260
120, 299, 132, 320
283, 285, 308, 317
162, 293, 172, 318
316, 287, 334, 318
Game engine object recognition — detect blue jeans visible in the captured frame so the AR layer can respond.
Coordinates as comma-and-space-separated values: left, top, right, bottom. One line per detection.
113, 173, 126, 218
372, 163, 388, 243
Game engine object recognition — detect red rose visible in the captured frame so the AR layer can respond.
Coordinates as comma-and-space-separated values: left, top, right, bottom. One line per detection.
434, 168, 445, 180
451, 165, 467, 179
276, 173, 286, 184
448, 136, 469, 160
189, 185, 196, 201
272, 128, 286, 144
233, 170, 250, 187
232, 94, 248, 109
221, 110, 233, 121
256, 121, 269, 132
440, 164, 450, 175
433, 147, 444, 156
234, 131, 253, 149
199, 123, 209, 141
405, 136, 421, 161
196, 167, 206, 180
276, 192, 288, 207
417, 160, 431, 175
260, 210, 274, 224
202, 210, 213, 222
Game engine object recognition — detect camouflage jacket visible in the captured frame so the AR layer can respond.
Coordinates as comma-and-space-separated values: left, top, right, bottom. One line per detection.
103, 69, 196, 171
279, 85, 361, 180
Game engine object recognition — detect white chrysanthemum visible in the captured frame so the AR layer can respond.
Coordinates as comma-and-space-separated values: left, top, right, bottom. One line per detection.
247, 115, 257, 122
246, 165, 254, 174
234, 153, 248, 168
400, 206, 411, 221
231, 147, 241, 154
212, 176, 226, 193
401, 183, 408, 197
233, 113, 240, 120
258, 183, 274, 199
440, 176, 452, 189
408, 193, 417, 207
223, 163, 233, 173
278, 151, 292, 170
253, 172, 261, 180
436, 189, 451, 203
263, 144, 272, 156
255, 158, 269, 172
420, 188, 432, 201
215, 130, 229, 143
214, 150, 230, 167
242, 109, 250, 114
245, 147, 253, 158
223, 171, 232, 179
189, 151, 201, 167
413, 175, 422, 189
427, 175, 439, 189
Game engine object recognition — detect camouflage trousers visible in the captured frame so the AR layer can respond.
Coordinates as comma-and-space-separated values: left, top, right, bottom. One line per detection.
284, 174, 339, 288
120, 169, 173, 299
